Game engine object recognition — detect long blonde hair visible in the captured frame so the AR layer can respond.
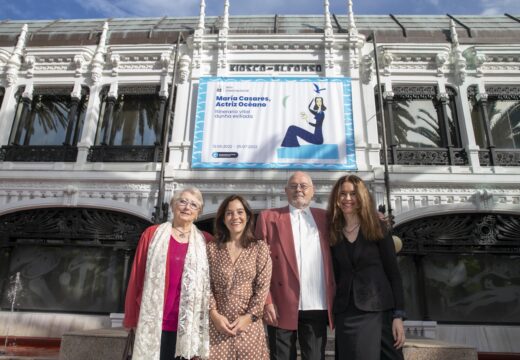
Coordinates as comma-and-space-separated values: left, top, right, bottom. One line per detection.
327, 175, 384, 245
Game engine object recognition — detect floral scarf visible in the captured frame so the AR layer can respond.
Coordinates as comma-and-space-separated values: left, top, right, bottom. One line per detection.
133, 222, 210, 360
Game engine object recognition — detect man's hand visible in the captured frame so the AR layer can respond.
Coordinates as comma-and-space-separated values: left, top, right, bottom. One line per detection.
210, 310, 235, 336
263, 303, 278, 326
392, 318, 406, 349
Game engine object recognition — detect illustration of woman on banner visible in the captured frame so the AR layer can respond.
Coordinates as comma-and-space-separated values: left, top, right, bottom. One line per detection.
281, 96, 327, 147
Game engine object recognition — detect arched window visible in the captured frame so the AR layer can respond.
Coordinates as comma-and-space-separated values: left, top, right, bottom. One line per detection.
394, 213, 520, 323
0, 207, 151, 313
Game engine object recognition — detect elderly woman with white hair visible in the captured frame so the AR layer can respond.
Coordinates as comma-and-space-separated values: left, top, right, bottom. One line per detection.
124, 187, 213, 360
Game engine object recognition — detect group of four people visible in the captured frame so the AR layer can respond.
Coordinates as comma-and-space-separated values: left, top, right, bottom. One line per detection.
124, 171, 405, 360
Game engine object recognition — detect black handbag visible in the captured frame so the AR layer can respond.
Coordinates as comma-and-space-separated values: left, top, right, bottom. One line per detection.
122, 328, 135, 360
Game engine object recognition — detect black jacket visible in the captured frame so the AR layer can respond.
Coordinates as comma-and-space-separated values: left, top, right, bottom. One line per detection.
331, 230, 404, 314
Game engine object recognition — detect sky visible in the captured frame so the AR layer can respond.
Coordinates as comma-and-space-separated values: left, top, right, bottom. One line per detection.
2, 0, 520, 21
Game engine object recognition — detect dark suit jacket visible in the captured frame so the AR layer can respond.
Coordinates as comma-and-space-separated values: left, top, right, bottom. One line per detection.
255, 206, 336, 331
331, 229, 404, 314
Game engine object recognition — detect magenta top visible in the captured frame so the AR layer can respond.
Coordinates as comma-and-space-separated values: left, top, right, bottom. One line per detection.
162, 235, 189, 331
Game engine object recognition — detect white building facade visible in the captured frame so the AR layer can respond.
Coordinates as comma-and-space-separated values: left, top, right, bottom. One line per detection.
0, 1, 519, 353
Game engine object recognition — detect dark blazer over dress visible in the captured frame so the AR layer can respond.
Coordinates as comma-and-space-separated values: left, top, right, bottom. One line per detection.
331, 228, 405, 360
331, 229, 404, 314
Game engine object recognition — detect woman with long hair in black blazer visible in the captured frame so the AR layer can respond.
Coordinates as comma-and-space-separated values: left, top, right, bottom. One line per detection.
328, 175, 405, 360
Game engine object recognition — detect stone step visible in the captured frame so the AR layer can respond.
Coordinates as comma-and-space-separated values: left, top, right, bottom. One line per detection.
59, 327, 478, 360
0, 357, 57, 360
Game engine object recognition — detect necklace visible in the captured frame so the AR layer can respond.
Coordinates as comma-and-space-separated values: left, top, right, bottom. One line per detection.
173, 227, 191, 239
343, 223, 360, 234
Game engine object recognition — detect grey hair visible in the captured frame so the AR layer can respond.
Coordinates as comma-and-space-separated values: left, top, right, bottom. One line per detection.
170, 187, 204, 213
285, 171, 314, 187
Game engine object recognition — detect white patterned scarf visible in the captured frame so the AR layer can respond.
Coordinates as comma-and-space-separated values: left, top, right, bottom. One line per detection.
133, 222, 210, 360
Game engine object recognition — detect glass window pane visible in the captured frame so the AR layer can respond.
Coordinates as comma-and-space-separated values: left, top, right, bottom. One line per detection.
469, 100, 487, 148
446, 96, 462, 147
70, 94, 89, 145
0, 246, 125, 313
10, 91, 88, 146
488, 99, 520, 149
423, 254, 520, 323
393, 98, 442, 148
10, 96, 26, 144
26, 94, 70, 145
398, 256, 421, 320
104, 93, 162, 146
95, 92, 109, 145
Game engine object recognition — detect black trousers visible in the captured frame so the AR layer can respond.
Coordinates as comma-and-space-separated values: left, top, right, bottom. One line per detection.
267, 310, 328, 360
160, 330, 184, 360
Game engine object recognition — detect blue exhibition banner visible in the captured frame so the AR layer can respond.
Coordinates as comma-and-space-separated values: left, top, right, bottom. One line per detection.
192, 77, 356, 170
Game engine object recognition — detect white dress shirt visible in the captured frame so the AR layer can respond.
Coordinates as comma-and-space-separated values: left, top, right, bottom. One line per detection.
289, 204, 327, 311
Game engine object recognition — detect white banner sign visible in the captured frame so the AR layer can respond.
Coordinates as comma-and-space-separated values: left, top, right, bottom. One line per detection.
192, 77, 356, 170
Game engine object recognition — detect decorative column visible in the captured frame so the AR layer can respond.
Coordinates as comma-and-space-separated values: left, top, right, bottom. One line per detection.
170, 54, 192, 169
5, 24, 28, 87
437, 92, 455, 165
64, 84, 83, 145
191, 0, 205, 78
217, 0, 229, 76
76, 85, 102, 164
475, 92, 496, 166
101, 96, 117, 145
450, 20, 466, 85
90, 22, 109, 85
22, 99, 38, 146
383, 91, 397, 164
73, 22, 109, 165
156, 93, 168, 161
346, 0, 362, 74
12, 96, 32, 145
323, 0, 335, 77
73, 94, 88, 146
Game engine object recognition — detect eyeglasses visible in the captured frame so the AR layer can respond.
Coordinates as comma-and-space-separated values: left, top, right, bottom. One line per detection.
287, 183, 312, 191
177, 198, 200, 210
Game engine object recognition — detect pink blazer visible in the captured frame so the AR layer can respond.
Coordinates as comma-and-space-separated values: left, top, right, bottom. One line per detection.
255, 206, 335, 330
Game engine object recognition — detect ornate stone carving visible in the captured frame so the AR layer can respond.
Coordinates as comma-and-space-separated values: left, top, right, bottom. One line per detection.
24, 55, 36, 78
22, 82, 34, 100
485, 85, 520, 100
450, 20, 466, 84
5, 24, 28, 86
436, 92, 449, 102
73, 55, 85, 77
159, 51, 171, 75
110, 54, 120, 76
90, 22, 109, 85
394, 213, 520, 254
381, 49, 393, 76
435, 51, 448, 76
178, 54, 191, 84
323, 0, 334, 38
381, 148, 468, 166
361, 54, 373, 84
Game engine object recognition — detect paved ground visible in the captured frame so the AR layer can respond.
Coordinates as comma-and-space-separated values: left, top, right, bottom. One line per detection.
0, 345, 58, 360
